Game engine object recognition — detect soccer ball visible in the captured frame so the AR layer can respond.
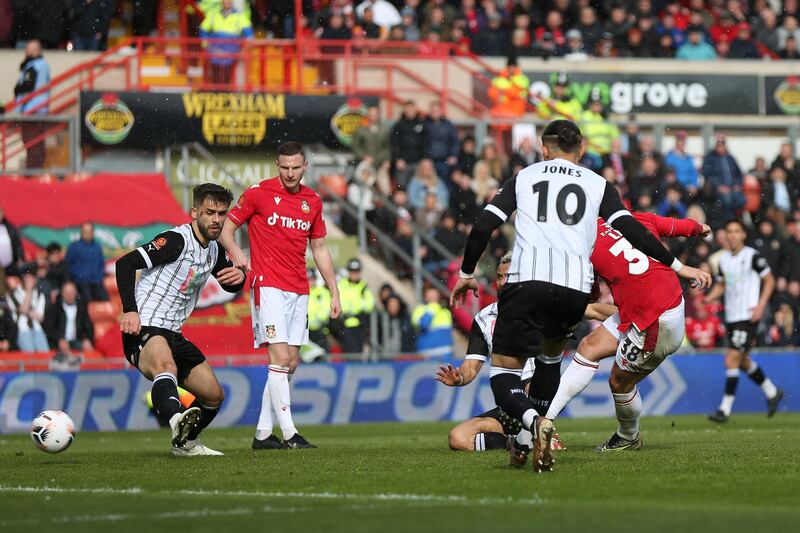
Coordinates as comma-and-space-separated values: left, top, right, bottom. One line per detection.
30, 410, 76, 454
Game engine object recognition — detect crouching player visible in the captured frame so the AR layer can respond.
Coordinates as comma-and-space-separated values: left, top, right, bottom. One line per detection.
537, 213, 710, 453
116, 184, 245, 456
437, 253, 612, 451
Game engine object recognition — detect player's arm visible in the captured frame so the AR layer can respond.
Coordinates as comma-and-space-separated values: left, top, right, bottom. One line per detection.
648, 213, 710, 239
599, 182, 711, 289
437, 319, 488, 386
752, 254, 774, 322
451, 177, 517, 307
704, 270, 725, 303
310, 237, 341, 319
220, 190, 257, 270
115, 232, 184, 334
584, 302, 617, 321
212, 246, 246, 293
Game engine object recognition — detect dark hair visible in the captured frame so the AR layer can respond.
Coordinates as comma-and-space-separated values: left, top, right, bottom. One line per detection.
725, 218, 746, 231
193, 183, 233, 207
45, 242, 62, 254
277, 141, 306, 161
541, 120, 583, 153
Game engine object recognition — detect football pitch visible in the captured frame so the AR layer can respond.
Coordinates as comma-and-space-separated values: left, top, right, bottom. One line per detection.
2, 414, 799, 533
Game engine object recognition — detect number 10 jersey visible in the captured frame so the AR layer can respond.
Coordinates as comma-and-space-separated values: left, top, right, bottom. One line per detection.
486, 157, 630, 293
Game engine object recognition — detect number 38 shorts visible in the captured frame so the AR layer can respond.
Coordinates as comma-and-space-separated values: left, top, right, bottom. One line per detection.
250, 287, 309, 347
602, 298, 686, 374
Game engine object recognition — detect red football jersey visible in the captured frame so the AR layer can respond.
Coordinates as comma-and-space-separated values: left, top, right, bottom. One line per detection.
228, 177, 326, 295
686, 315, 725, 349
592, 212, 703, 332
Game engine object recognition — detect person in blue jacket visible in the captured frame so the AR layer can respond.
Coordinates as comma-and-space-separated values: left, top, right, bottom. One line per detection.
66, 222, 109, 302
13, 40, 50, 169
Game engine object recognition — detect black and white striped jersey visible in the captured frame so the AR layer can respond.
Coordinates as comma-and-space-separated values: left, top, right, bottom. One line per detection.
135, 224, 224, 331
718, 246, 771, 323
465, 302, 535, 380
485, 158, 630, 293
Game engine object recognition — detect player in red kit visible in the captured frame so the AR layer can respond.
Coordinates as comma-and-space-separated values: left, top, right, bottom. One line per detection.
220, 142, 341, 449
537, 212, 710, 454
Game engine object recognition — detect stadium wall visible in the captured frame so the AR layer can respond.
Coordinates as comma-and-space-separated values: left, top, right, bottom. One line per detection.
1, 352, 797, 433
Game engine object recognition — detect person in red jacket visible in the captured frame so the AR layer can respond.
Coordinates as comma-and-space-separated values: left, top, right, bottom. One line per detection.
686, 299, 726, 349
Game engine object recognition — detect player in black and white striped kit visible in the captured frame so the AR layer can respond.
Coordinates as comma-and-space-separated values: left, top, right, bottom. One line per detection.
704, 219, 783, 423
451, 120, 711, 472
116, 184, 245, 456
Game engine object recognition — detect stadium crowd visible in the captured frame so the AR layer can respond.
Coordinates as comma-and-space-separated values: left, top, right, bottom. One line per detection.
338, 94, 800, 350
2, 1, 800, 60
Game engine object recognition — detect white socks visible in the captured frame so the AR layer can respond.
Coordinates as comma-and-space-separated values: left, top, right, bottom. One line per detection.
268, 365, 297, 439
719, 395, 735, 416
255, 372, 274, 440
545, 352, 599, 420
613, 388, 642, 440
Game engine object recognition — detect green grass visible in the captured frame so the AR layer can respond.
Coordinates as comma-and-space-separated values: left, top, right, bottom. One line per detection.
1, 414, 799, 533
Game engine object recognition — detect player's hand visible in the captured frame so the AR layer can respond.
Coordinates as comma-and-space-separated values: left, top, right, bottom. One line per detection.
450, 277, 480, 308
120, 312, 141, 335
677, 265, 712, 290
216, 266, 245, 287
330, 292, 342, 320
751, 303, 766, 322
699, 224, 712, 238
436, 364, 464, 386
231, 249, 251, 271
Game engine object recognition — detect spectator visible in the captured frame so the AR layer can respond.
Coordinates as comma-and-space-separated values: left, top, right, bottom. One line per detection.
686, 300, 726, 348
307, 269, 332, 351
472, 12, 506, 56
770, 142, 799, 181
658, 12, 686, 48
377, 294, 415, 354
13, 40, 50, 169
623, 27, 654, 57
676, 26, 717, 59
477, 142, 506, 183
0, 207, 25, 282
411, 287, 453, 358
577, 6, 603, 51
352, 104, 392, 185
319, 10, 352, 40
602, 138, 630, 185
630, 156, 663, 205
729, 23, 761, 58
755, 8, 781, 53
0, 296, 16, 351
509, 136, 540, 178
399, 7, 421, 41
509, 28, 536, 57
334, 258, 375, 354
5, 268, 49, 352
751, 219, 786, 274
343, 160, 379, 234
702, 134, 745, 222
665, 131, 699, 195
764, 303, 799, 346
357, 7, 383, 39
415, 191, 445, 235
356, 0, 400, 32
564, 29, 588, 58
449, 169, 479, 226
654, 33, 676, 57
715, 34, 731, 59
780, 35, 800, 58
71, 0, 112, 51
41, 242, 69, 300
407, 158, 449, 210
66, 222, 108, 302
422, 0, 457, 30
711, 12, 739, 43
459, 0, 485, 38
425, 101, 460, 183
762, 167, 795, 214
471, 160, 499, 206
778, 15, 800, 50
45, 280, 93, 355
390, 100, 427, 189
200, 0, 254, 85
580, 89, 619, 164
604, 5, 632, 46
457, 135, 478, 176
430, 212, 465, 263
658, 185, 688, 218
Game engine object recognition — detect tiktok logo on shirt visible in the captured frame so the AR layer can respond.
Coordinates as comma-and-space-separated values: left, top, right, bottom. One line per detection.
267, 212, 311, 231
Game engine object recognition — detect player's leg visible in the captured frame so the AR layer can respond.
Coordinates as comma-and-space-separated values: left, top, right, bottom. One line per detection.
448, 415, 506, 451
280, 343, 314, 448
175, 361, 225, 456
741, 355, 783, 416
252, 287, 288, 448
546, 319, 620, 420
595, 363, 647, 451
135, 334, 200, 448
710, 346, 745, 422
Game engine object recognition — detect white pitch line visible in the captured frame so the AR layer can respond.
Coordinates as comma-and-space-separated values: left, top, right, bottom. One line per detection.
0, 485, 547, 507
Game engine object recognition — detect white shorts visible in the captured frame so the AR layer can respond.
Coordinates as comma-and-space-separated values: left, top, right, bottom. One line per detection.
603, 298, 685, 374
250, 287, 309, 347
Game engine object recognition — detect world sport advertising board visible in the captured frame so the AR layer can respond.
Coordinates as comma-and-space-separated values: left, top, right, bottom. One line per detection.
1, 353, 798, 433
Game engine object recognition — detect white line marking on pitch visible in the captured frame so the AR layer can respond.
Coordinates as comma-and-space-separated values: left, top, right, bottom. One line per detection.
0, 485, 547, 507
